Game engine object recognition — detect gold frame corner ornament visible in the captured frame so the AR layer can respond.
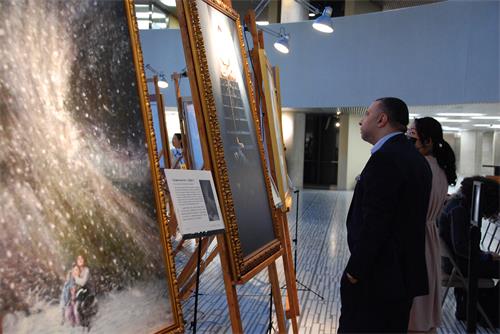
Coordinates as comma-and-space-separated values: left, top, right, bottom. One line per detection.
124, 0, 184, 332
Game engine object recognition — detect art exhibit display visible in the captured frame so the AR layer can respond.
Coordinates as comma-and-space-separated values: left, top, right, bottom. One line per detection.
258, 50, 291, 208
179, 0, 281, 279
0, 0, 183, 333
181, 98, 204, 170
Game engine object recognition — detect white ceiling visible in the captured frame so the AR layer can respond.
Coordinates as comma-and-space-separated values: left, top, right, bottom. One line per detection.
408, 103, 500, 132
282, 103, 500, 133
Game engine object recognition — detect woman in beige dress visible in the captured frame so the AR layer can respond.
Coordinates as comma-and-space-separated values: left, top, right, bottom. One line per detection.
407, 117, 457, 333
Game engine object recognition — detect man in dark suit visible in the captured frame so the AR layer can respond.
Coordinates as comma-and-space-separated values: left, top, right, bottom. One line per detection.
338, 97, 432, 333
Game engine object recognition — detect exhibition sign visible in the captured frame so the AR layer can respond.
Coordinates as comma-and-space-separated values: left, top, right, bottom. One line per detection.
178, 0, 282, 279
164, 169, 224, 238
0, 0, 183, 332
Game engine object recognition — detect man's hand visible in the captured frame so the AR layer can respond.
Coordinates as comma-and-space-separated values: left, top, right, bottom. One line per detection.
346, 273, 359, 284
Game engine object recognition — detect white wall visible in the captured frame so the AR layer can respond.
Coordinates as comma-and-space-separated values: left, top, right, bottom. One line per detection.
345, 114, 371, 189
283, 112, 306, 188
337, 113, 349, 189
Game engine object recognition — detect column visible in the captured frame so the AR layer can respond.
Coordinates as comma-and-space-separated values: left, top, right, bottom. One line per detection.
280, 0, 307, 23
459, 130, 483, 176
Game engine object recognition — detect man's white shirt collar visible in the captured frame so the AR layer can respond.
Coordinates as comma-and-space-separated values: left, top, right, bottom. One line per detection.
370, 132, 402, 155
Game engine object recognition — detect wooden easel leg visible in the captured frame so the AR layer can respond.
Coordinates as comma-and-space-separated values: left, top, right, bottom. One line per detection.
216, 235, 243, 333
279, 213, 300, 319
173, 237, 185, 256
290, 316, 298, 334
269, 262, 286, 333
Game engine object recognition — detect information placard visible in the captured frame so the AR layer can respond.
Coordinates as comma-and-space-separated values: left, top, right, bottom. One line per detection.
164, 169, 225, 238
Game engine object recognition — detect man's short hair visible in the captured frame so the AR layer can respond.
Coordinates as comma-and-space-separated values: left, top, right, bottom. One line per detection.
375, 97, 409, 131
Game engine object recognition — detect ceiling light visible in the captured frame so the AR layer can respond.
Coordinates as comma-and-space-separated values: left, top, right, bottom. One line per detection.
309, 12, 315, 17
471, 116, 500, 120
312, 7, 334, 33
437, 118, 471, 123
473, 124, 500, 129
442, 126, 461, 132
437, 113, 485, 117
256, 21, 269, 26
335, 122, 340, 128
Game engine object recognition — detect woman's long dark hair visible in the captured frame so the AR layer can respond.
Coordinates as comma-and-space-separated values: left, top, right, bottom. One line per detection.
414, 117, 457, 186
174, 133, 183, 148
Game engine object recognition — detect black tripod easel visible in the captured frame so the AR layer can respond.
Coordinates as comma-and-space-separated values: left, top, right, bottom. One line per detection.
185, 230, 224, 334
267, 289, 277, 334
190, 236, 203, 334
292, 189, 324, 300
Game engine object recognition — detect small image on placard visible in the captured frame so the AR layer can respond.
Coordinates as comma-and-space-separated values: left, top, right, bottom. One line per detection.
199, 179, 220, 221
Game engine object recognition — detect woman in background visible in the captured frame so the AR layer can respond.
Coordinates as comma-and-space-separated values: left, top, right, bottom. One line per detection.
438, 176, 499, 323
407, 117, 457, 333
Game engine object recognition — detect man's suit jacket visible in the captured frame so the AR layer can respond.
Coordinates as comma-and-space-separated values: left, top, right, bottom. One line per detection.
345, 133, 432, 300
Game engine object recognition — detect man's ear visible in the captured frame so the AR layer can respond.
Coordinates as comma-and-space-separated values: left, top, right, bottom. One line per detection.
377, 112, 388, 128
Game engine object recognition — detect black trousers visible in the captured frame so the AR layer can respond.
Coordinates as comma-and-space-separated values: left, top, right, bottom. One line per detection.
338, 273, 413, 333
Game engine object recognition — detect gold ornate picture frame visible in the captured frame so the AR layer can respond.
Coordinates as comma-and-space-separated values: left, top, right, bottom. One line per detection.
0, 0, 183, 332
258, 49, 291, 209
178, 0, 282, 280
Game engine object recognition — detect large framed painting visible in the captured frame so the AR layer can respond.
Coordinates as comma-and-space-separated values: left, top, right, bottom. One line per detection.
258, 49, 291, 210
178, 0, 282, 279
0, 0, 183, 332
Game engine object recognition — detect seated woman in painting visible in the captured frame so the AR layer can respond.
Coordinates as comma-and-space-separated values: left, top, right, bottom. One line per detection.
60, 265, 80, 326
60, 254, 96, 328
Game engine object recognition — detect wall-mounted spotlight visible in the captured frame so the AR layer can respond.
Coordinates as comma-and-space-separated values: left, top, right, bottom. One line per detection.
257, 26, 291, 54
312, 7, 334, 33
294, 0, 334, 34
145, 64, 168, 88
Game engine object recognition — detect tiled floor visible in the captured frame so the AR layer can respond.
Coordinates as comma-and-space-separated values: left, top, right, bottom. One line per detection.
176, 190, 495, 333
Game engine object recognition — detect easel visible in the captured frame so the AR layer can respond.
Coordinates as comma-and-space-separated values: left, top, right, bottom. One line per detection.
175, 0, 296, 331
244, 10, 300, 332
170, 71, 220, 302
